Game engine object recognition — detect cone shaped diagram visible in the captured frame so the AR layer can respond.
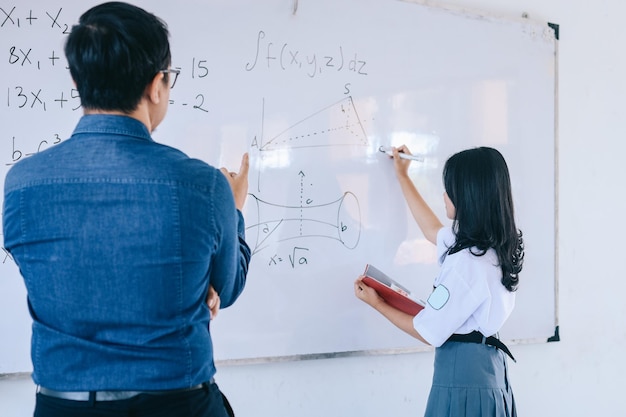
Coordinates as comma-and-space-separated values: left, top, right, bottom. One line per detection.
259, 96, 368, 151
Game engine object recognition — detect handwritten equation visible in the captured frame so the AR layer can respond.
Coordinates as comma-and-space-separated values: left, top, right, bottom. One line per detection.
267, 246, 310, 269
1, 6, 71, 32
4, 134, 62, 167
2, 6, 213, 112
1, 5, 218, 172
245, 30, 369, 78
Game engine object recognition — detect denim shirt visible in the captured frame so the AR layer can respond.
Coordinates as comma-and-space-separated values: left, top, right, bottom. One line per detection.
2, 115, 251, 391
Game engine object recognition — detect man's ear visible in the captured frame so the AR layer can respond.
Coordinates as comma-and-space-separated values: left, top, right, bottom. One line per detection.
146, 72, 164, 104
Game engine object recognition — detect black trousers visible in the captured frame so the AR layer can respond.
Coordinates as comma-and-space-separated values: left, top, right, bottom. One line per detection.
34, 381, 235, 417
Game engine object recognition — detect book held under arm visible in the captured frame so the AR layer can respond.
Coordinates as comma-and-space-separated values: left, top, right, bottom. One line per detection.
361, 264, 425, 316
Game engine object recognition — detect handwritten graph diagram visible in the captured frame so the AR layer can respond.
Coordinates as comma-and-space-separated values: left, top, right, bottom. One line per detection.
258, 96, 368, 151
247, 189, 361, 256
247, 96, 367, 258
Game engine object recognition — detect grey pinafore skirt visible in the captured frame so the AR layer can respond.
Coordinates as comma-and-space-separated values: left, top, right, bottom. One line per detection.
424, 340, 516, 417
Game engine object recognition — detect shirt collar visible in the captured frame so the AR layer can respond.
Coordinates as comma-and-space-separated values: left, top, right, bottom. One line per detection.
72, 114, 153, 142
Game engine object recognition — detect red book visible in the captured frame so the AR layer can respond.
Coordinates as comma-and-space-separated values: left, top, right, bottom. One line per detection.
361, 264, 425, 316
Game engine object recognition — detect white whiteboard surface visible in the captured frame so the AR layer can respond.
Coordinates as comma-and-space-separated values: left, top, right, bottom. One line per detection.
0, 0, 557, 372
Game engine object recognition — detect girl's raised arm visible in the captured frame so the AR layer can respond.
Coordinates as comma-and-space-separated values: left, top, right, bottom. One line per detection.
392, 145, 443, 245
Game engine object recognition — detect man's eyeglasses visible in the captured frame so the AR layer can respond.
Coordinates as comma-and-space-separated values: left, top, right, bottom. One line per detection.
160, 68, 180, 89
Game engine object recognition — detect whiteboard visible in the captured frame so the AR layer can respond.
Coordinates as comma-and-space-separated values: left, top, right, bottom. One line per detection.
0, 0, 557, 372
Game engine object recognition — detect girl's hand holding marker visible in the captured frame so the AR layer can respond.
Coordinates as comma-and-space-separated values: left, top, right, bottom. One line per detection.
378, 145, 424, 162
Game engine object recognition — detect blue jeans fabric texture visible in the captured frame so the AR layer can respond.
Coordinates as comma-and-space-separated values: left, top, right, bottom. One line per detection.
2, 114, 251, 391
34, 381, 234, 417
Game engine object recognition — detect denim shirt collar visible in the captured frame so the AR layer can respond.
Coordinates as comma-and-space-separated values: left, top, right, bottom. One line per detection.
72, 114, 154, 142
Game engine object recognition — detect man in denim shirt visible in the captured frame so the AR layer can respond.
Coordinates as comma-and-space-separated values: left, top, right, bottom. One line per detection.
2, 2, 250, 416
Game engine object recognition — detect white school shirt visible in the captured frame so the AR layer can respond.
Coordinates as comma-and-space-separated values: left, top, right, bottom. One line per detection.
413, 227, 515, 347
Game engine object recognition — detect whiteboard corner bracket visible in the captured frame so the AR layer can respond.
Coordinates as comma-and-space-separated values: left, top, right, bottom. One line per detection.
547, 325, 560, 342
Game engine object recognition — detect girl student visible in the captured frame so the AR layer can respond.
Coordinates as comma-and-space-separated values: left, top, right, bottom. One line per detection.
355, 145, 523, 417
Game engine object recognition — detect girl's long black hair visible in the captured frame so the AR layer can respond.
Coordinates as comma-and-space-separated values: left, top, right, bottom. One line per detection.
443, 147, 524, 292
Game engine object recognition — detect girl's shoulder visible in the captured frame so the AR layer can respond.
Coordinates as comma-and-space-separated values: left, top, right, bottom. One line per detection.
437, 227, 499, 282
437, 226, 498, 267
436, 227, 456, 262
443, 245, 498, 268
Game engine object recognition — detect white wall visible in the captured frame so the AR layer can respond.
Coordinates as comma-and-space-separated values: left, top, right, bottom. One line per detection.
2, 0, 625, 416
